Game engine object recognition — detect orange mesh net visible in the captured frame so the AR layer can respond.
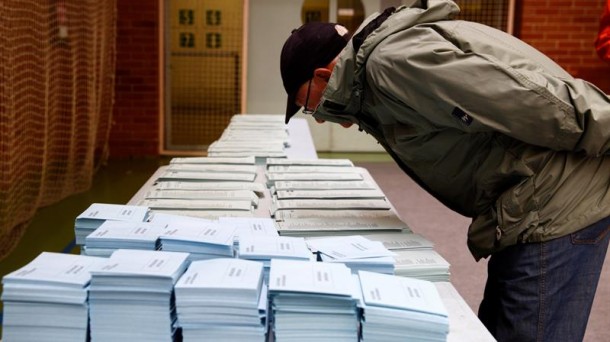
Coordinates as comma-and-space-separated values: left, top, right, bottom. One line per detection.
0, 0, 116, 260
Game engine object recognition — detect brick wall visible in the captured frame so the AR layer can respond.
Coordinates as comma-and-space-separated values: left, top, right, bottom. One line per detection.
110, 0, 160, 157
519, 0, 610, 93
109, 1, 610, 157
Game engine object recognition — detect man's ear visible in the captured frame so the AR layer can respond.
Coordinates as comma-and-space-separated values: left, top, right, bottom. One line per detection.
313, 67, 332, 81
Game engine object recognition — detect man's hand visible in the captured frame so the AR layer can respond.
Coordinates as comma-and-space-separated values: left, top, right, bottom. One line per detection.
315, 118, 353, 128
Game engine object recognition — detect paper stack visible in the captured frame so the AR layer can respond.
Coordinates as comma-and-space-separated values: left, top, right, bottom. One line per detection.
174, 258, 268, 342
74, 203, 149, 246
206, 114, 289, 159
359, 231, 434, 251
88, 249, 189, 342
268, 163, 404, 237
358, 271, 449, 341
307, 235, 396, 275
237, 236, 315, 283
393, 249, 451, 282
156, 156, 257, 183
268, 259, 360, 342
159, 220, 236, 261
1, 252, 106, 342
145, 155, 261, 219
217, 217, 279, 247
83, 220, 165, 257
274, 209, 409, 237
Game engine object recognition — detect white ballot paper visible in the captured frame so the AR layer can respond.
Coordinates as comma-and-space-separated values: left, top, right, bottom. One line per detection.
238, 236, 314, 262
84, 220, 165, 256
75, 203, 149, 229
218, 217, 279, 241
267, 165, 360, 174
358, 270, 448, 317
169, 156, 255, 165
273, 209, 406, 221
361, 232, 434, 251
2, 252, 106, 300
266, 158, 354, 167
166, 163, 257, 174
144, 189, 259, 207
272, 199, 391, 212
266, 172, 363, 184
154, 181, 266, 197
277, 216, 407, 234
274, 189, 386, 200
208, 151, 287, 158
139, 198, 253, 211
147, 212, 216, 226
161, 221, 236, 246
268, 259, 354, 297
306, 235, 395, 259
156, 170, 256, 182
271, 180, 377, 192
175, 258, 263, 298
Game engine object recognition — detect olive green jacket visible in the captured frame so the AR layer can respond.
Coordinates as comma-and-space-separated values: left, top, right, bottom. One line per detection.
313, 0, 610, 259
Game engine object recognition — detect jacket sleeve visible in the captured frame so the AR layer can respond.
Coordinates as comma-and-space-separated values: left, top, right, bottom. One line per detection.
596, 0, 610, 63
367, 25, 610, 156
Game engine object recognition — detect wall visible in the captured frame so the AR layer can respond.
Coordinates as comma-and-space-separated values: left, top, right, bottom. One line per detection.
246, 0, 385, 153
519, 0, 610, 93
111, 0, 160, 157
109, 0, 610, 157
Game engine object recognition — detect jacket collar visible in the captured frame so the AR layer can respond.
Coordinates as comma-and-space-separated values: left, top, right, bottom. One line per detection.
314, 0, 460, 125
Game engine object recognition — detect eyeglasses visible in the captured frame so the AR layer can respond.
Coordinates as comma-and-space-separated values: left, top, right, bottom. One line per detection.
302, 79, 314, 115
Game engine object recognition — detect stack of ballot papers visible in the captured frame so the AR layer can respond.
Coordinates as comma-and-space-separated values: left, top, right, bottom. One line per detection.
174, 258, 268, 342
152, 180, 266, 198
88, 249, 189, 342
1, 252, 106, 342
237, 236, 315, 283
307, 235, 396, 275
266, 158, 354, 168
156, 156, 257, 183
206, 115, 289, 159
268, 259, 360, 342
83, 220, 165, 257
147, 213, 279, 247
359, 231, 434, 251
217, 216, 279, 247
358, 271, 449, 341
274, 209, 408, 237
159, 220, 237, 261
393, 249, 451, 282
146, 155, 261, 218
74, 203, 149, 245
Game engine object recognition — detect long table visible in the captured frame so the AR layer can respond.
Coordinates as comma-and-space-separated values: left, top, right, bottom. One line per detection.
129, 117, 496, 342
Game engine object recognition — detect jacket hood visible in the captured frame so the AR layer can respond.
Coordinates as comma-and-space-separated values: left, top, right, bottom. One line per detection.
315, 0, 460, 124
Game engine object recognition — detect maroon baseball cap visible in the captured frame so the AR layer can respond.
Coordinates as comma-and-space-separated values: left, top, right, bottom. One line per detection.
280, 22, 350, 123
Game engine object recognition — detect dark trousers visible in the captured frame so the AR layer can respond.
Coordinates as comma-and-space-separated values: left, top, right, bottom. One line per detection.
478, 216, 610, 342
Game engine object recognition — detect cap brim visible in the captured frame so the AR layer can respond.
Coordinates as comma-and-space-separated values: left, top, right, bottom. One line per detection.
285, 92, 301, 124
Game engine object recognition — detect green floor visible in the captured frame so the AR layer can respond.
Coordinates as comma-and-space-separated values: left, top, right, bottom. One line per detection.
0, 152, 390, 327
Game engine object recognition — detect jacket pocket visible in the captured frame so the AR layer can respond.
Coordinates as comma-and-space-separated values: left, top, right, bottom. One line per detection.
495, 176, 540, 246
468, 176, 540, 259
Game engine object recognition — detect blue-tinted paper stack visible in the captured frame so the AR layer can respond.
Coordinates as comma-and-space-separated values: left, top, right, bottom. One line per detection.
88, 249, 189, 342
237, 236, 315, 284
159, 222, 236, 262
74, 203, 149, 246
268, 259, 360, 342
175, 258, 268, 341
1, 252, 106, 342
83, 220, 164, 257
358, 271, 449, 341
